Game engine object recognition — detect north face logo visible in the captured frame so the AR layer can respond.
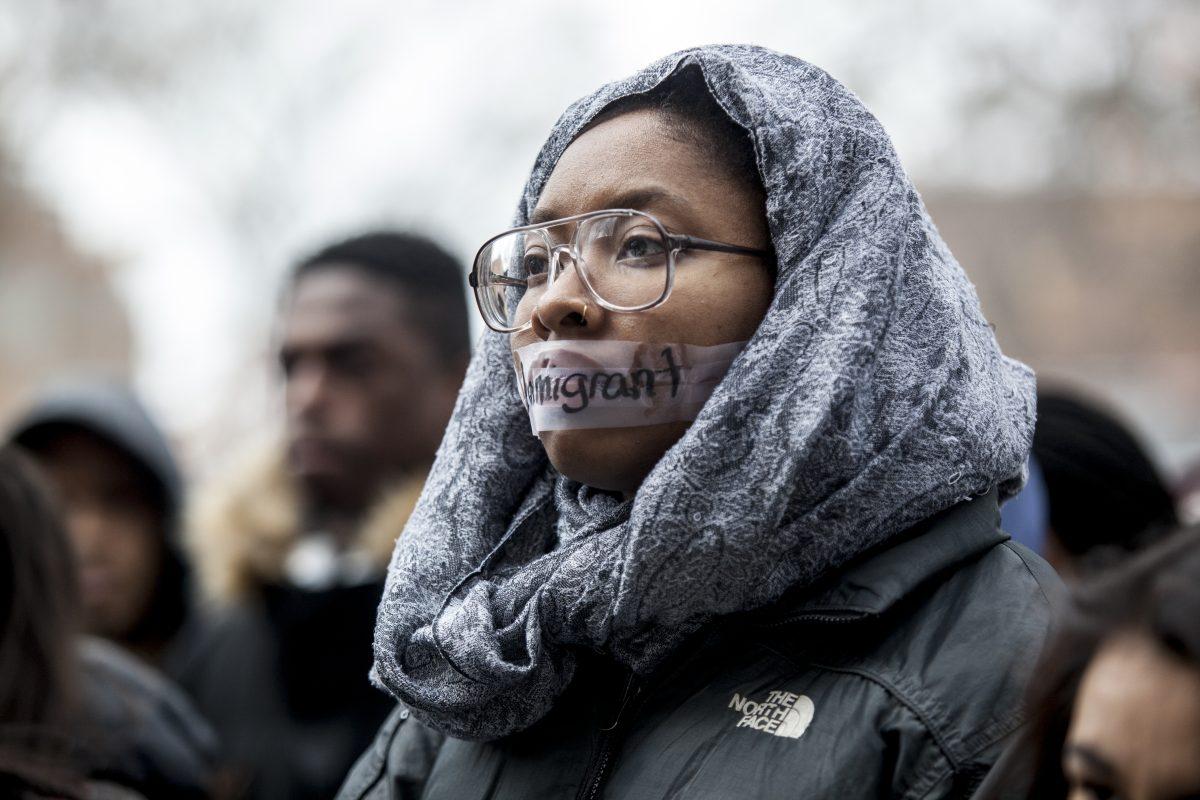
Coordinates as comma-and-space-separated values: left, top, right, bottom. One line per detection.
728, 690, 815, 738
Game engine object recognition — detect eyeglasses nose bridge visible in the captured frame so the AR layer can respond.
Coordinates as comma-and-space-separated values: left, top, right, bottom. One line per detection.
549, 243, 579, 283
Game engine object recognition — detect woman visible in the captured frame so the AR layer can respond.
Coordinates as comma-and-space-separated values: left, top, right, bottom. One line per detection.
975, 526, 1200, 800
0, 446, 82, 797
341, 45, 1058, 799
0, 446, 217, 799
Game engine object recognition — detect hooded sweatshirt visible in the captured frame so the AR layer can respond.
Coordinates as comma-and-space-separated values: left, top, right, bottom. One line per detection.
370, 44, 1038, 747
5, 381, 217, 797
8, 377, 199, 680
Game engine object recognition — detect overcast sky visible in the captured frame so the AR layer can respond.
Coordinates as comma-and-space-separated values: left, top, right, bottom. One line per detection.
0, 0, 1194, 455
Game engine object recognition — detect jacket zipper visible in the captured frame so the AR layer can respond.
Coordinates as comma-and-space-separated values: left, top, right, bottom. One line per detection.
575, 674, 648, 800
571, 627, 757, 798
753, 609, 872, 628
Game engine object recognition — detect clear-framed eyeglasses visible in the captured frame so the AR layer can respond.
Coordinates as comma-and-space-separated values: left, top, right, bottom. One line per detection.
469, 208, 770, 334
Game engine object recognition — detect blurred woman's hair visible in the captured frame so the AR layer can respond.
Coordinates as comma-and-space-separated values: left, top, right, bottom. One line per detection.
984, 524, 1200, 796
0, 445, 86, 796
1034, 389, 1179, 572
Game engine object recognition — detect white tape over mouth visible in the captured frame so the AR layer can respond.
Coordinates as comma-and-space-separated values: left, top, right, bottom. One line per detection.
512, 339, 747, 433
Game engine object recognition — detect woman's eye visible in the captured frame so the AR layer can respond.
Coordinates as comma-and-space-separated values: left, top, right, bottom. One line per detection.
522, 252, 549, 276
616, 234, 666, 265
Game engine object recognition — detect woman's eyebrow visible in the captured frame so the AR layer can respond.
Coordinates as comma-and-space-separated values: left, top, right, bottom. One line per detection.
527, 186, 692, 226
528, 206, 562, 226
604, 187, 692, 216
1063, 743, 1117, 782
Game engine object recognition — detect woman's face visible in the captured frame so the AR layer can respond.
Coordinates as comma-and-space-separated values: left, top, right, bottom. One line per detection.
510, 109, 773, 494
1064, 632, 1200, 800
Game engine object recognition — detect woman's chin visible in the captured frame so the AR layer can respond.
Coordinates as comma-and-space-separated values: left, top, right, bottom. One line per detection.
539, 421, 690, 495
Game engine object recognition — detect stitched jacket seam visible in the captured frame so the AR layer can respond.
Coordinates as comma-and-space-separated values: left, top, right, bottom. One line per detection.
1000, 541, 1054, 610
760, 643, 957, 798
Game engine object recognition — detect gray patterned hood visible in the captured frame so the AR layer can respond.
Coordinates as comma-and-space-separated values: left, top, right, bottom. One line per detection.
371, 44, 1036, 741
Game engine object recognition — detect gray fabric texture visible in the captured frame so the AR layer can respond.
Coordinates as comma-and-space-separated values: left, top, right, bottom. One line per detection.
371, 44, 1036, 742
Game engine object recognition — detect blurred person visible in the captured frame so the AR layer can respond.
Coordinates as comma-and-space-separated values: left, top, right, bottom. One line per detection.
975, 525, 1200, 800
0, 445, 217, 799
1174, 458, 1200, 526
339, 46, 1060, 799
186, 232, 470, 800
1033, 389, 1179, 579
8, 379, 202, 682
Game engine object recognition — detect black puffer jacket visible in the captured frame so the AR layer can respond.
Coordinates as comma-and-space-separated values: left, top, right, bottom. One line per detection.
338, 490, 1060, 799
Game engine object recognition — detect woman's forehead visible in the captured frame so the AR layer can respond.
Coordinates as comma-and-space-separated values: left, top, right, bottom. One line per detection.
532, 111, 724, 224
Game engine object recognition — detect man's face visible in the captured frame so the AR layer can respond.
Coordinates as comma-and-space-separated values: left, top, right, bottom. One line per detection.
30, 429, 164, 641
280, 266, 455, 511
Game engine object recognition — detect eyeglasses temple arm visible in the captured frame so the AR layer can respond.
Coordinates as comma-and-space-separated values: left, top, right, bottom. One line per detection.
469, 272, 527, 288
669, 234, 770, 257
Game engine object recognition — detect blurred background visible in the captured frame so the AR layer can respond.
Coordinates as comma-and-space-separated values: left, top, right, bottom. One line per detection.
0, 0, 1197, 480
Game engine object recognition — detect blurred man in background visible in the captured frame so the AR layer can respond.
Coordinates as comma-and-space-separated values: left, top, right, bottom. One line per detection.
186, 231, 470, 800
8, 379, 202, 683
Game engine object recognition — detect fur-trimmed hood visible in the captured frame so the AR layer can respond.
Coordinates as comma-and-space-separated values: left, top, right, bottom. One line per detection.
187, 443, 423, 605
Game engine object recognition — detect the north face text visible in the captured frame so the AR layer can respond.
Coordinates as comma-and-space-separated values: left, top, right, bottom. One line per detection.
728, 689, 815, 739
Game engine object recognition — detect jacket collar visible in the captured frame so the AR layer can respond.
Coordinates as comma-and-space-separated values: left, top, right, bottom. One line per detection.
761, 487, 1007, 623
188, 444, 425, 604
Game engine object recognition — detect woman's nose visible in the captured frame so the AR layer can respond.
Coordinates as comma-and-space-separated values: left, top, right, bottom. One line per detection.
531, 258, 603, 340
